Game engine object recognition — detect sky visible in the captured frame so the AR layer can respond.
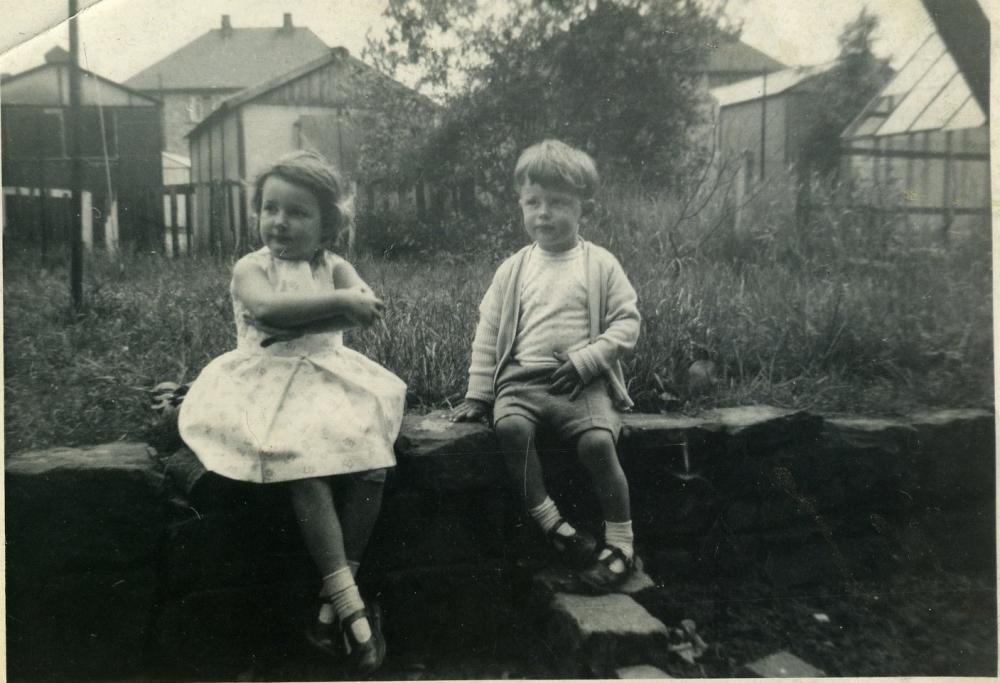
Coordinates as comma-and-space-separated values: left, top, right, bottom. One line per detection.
0, 0, 985, 87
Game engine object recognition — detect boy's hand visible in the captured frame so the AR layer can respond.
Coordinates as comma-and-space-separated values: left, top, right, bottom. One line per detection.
549, 350, 585, 401
450, 399, 490, 422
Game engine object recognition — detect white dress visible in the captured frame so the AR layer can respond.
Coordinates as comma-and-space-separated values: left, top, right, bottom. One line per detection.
178, 247, 407, 484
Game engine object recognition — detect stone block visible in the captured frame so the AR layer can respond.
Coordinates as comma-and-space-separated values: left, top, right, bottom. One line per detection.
913, 505, 996, 571
161, 505, 305, 595
7, 567, 158, 680
394, 411, 505, 491
5, 442, 167, 574
906, 409, 995, 501
617, 664, 673, 678
545, 593, 669, 676
743, 650, 826, 677
531, 562, 655, 600
155, 584, 303, 676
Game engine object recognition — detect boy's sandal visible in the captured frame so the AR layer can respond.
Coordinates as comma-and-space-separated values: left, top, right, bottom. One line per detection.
577, 545, 637, 593
341, 605, 386, 678
547, 519, 597, 569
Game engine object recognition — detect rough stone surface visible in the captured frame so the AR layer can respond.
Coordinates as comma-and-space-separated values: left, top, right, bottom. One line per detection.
617, 664, 673, 678
743, 650, 826, 677
6, 442, 167, 573
394, 412, 505, 490
532, 562, 655, 598
545, 593, 669, 676
5, 407, 994, 678
7, 567, 158, 680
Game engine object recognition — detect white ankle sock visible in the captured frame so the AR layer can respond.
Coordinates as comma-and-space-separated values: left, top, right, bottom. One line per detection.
603, 520, 634, 560
529, 496, 575, 536
318, 567, 368, 640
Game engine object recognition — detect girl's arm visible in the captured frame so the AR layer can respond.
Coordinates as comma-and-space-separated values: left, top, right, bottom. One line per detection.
232, 258, 384, 328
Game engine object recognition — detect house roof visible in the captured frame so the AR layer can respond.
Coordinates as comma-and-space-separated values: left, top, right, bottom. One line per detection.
124, 23, 329, 91
1, 61, 159, 107
186, 47, 439, 140
710, 62, 835, 108
705, 40, 785, 75
842, 31, 986, 138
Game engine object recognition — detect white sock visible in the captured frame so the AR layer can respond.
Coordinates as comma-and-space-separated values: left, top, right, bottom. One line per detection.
529, 496, 575, 537
348, 560, 361, 578
318, 567, 370, 644
603, 520, 634, 561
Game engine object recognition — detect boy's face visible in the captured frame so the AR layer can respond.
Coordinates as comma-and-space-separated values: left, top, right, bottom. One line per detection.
518, 180, 592, 252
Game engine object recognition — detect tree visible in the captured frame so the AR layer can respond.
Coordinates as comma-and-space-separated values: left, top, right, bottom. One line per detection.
800, 8, 892, 177
366, 0, 734, 199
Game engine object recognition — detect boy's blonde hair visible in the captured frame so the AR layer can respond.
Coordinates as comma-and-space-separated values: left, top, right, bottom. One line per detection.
251, 150, 355, 252
514, 139, 599, 200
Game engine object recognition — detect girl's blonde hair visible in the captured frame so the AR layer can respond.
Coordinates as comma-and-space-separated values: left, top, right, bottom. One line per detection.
514, 139, 599, 200
251, 150, 355, 253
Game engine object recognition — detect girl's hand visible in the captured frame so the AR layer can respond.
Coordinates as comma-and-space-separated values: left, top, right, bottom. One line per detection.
450, 399, 491, 422
244, 312, 305, 346
549, 350, 585, 401
344, 287, 386, 327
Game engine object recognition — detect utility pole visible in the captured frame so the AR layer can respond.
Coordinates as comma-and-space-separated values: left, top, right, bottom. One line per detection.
68, 0, 84, 312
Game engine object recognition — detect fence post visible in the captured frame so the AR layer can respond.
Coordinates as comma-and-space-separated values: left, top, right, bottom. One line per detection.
208, 182, 218, 260
942, 130, 953, 243
169, 187, 179, 257
184, 185, 193, 256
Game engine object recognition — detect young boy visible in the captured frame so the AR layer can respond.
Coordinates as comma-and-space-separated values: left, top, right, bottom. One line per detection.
451, 139, 641, 591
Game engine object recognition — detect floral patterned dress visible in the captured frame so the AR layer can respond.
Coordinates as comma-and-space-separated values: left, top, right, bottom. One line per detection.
178, 247, 406, 483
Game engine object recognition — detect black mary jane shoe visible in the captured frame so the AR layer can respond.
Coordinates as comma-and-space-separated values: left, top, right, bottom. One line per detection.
341, 603, 386, 678
304, 601, 346, 661
547, 518, 598, 569
577, 544, 638, 593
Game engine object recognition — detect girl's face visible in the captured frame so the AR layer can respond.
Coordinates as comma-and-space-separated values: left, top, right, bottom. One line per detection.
258, 176, 324, 260
518, 180, 591, 252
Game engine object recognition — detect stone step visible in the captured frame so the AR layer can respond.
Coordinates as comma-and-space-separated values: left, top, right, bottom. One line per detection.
743, 650, 826, 677
616, 663, 673, 678
542, 590, 669, 677
531, 561, 655, 599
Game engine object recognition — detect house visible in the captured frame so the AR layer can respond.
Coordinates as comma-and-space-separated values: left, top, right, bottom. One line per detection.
710, 62, 836, 188
702, 39, 786, 88
124, 14, 329, 183
184, 47, 439, 255
1, 46, 163, 252
840, 29, 989, 239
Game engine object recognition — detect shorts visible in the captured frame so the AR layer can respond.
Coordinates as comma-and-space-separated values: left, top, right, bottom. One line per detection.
493, 362, 622, 441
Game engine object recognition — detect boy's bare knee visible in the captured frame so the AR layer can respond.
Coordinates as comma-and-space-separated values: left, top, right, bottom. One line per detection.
495, 415, 535, 447
577, 429, 616, 460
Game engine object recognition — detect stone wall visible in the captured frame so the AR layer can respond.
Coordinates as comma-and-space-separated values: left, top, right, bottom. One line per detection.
5, 406, 994, 679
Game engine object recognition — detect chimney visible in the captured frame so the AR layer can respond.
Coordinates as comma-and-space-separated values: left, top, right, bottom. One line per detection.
221, 15, 232, 36
282, 13, 293, 30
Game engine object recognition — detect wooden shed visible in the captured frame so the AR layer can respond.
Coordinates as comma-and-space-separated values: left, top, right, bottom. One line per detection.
185, 47, 438, 256
840, 31, 989, 240
711, 63, 836, 188
1, 47, 163, 252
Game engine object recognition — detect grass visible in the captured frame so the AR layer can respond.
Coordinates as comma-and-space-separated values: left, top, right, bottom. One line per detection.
4, 177, 993, 454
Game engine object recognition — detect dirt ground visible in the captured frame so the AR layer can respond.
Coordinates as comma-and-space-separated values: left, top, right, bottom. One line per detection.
233, 566, 995, 681
632, 569, 998, 678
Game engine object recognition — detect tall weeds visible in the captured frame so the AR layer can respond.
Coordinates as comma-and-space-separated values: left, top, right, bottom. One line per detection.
3, 172, 992, 453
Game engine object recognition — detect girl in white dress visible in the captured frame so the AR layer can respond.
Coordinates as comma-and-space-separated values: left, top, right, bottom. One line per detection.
178, 151, 405, 676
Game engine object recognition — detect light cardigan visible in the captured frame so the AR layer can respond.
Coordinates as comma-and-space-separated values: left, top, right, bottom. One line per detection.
465, 239, 640, 409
